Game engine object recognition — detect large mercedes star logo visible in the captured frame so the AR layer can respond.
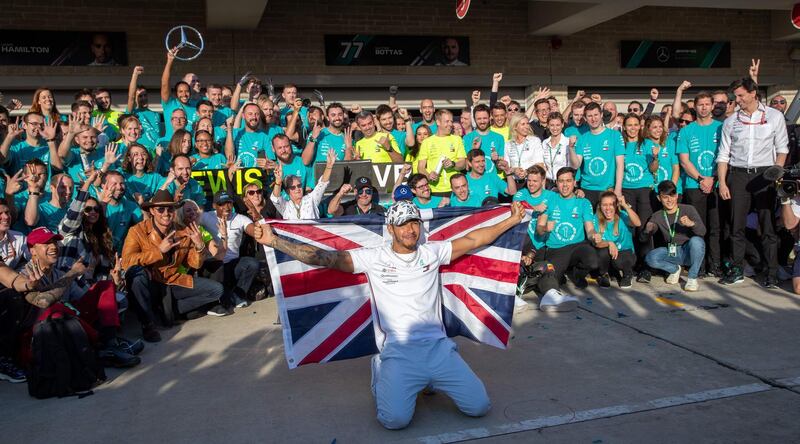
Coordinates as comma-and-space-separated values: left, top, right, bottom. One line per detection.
165, 25, 204, 61
656, 46, 670, 63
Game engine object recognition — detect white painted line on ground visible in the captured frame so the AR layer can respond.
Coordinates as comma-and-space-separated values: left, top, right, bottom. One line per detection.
777, 376, 800, 387
416, 382, 774, 443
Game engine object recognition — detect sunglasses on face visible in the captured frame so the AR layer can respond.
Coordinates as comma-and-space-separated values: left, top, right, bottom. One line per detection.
357, 187, 373, 195
246, 190, 260, 196
286, 184, 302, 191
83, 206, 99, 214
508, 107, 520, 112
154, 206, 175, 214
680, 119, 693, 124
772, 100, 787, 105
628, 108, 641, 113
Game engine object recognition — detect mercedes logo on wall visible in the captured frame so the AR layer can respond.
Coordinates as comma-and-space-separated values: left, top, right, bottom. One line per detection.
165, 25, 204, 61
656, 46, 670, 63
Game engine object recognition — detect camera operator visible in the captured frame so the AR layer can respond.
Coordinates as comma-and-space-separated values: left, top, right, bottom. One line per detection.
779, 195, 800, 294
717, 78, 789, 287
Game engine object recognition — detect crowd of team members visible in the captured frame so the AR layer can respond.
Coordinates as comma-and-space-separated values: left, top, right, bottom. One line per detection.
0, 51, 795, 386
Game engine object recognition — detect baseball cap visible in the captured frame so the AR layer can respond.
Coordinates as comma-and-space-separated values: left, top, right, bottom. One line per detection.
27, 227, 63, 248
386, 200, 421, 226
393, 184, 413, 201
355, 176, 372, 190
214, 191, 234, 205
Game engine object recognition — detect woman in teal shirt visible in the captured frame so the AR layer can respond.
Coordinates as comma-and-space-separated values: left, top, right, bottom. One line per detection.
122, 143, 164, 205
593, 191, 642, 289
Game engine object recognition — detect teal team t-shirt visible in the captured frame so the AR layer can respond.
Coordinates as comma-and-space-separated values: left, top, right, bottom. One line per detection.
105, 198, 143, 250
593, 210, 635, 252
576, 128, 625, 191
676, 120, 722, 190
412, 120, 438, 135
462, 130, 505, 175
651, 135, 682, 193
37, 201, 66, 233
124, 172, 164, 203
315, 128, 348, 162
449, 192, 484, 208
391, 129, 408, 157
513, 188, 557, 249
563, 122, 590, 138
129, 108, 163, 150
162, 97, 198, 137
622, 140, 655, 189
413, 195, 444, 209
466, 172, 507, 200
191, 153, 227, 170
231, 127, 282, 167
7, 139, 50, 175
543, 194, 593, 249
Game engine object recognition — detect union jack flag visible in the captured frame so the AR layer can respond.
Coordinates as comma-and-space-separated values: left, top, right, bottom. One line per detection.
263, 205, 528, 369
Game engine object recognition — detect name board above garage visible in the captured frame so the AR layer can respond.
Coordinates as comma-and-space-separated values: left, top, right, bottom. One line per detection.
324, 35, 469, 66
621, 40, 730, 69
0, 30, 128, 66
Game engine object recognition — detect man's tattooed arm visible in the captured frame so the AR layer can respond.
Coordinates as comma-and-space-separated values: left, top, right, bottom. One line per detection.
271, 236, 354, 273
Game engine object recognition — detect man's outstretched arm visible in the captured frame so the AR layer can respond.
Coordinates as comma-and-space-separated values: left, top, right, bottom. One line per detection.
450, 202, 525, 261
257, 223, 355, 273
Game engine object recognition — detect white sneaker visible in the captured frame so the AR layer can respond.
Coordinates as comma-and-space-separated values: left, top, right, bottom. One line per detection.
514, 295, 529, 313
684, 278, 699, 291
539, 289, 578, 312
666, 267, 681, 284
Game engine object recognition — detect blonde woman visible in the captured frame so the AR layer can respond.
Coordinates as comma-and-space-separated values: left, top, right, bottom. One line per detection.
503, 113, 544, 180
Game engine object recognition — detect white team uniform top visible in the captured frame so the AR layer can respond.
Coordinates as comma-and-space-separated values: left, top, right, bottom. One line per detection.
349, 241, 453, 348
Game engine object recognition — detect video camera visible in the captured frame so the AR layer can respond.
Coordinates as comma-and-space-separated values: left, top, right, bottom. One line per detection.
764, 164, 800, 198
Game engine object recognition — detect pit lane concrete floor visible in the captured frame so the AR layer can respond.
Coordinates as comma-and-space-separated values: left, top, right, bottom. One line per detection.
1, 275, 799, 444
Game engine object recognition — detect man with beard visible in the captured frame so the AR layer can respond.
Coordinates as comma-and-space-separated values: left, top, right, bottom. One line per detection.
92, 87, 122, 135
274, 134, 315, 192
0, 112, 59, 176
161, 48, 197, 136
259, 200, 525, 429
413, 99, 438, 134
225, 103, 284, 168
160, 154, 207, 209
302, 102, 353, 164
465, 149, 516, 201
354, 111, 403, 164
408, 173, 449, 209
99, 171, 142, 250
127, 65, 163, 149
182, 72, 203, 103
376, 105, 406, 156
462, 104, 504, 176
24, 173, 74, 233
5, 159, 49, 234
56, 123, 122, 184
206, 84, 234, 128
418, 110, 467, 195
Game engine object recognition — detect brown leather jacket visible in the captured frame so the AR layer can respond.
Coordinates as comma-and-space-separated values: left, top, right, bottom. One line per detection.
121, 219, 205, 288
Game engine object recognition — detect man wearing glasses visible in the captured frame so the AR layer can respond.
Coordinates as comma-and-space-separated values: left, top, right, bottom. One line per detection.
717, 78, 789, 287
0, 112, 57, 175
123, 189, 231, 343
529, 98, 551, 140
328, 177, 385, 216
769, 95, 788, 114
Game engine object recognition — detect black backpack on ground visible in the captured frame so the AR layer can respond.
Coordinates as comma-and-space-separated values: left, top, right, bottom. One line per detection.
28, 313, 106, 399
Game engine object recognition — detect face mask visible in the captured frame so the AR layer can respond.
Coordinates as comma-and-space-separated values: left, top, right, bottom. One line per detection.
712, 103, 727, 117
602, 110, 613, 124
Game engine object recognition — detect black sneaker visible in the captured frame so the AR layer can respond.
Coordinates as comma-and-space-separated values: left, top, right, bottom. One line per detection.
98, 346, 141, 368
761, 276, 779, 289
142, 324, 162, 343
719, 268, 744, 285
619, 275, 633, 289
0, 357, 26, 383
708, 265, 723, 278
207, 304, 233, 317
636, 270, 651, 283
112, 337, 144, 356
598, 274, 611, 288
573, 274, 589, 289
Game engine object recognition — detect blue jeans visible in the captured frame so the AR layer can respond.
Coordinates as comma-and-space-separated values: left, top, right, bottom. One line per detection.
645, 236, 706, 279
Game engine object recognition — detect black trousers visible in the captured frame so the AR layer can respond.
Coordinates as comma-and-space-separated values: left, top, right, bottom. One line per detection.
534, 241, 599, 282
596, 248, 636, 277
727, 167, 778, 277
622, 187, 657, 268
201, 256, 260, 303
582, 189, 603, 210
683, 188, 722, 270
126, 266, 224, 326
0, 288, 28, 359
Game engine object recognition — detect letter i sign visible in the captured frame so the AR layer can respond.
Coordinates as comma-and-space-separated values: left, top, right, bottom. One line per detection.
456, 0, 470, 19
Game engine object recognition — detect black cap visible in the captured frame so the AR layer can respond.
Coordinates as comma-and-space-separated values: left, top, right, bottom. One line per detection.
355, 176, 372, 190
214, 191, 234, 205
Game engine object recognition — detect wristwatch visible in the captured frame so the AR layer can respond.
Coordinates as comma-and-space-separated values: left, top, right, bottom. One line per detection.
308, 136, 317, 143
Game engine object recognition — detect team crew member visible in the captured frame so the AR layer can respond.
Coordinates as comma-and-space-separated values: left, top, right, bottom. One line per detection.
462, 104, 505, 176
449, 174, 484, 207
354, 111, 403, 164
328, 177, 386, 216
717, 78, 789, 287
677, 90, 724, 277
408, 174, 449, 209
569, 102, 625, 208
541, 113, 572, 187
302, 103, 353, 163
418, 110, 467, 195
259, 199, 526, 429
535, 167, 599, 289
642, 181, 707, 291
592, 192, 641, 289
465, 149, 516, 201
